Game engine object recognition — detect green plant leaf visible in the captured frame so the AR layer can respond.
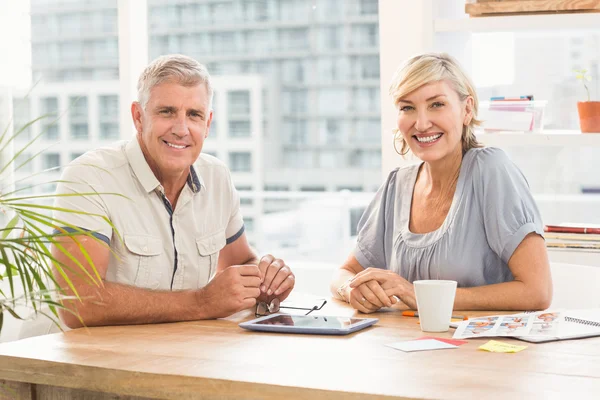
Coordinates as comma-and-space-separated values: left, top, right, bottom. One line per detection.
1, 215, 18, 240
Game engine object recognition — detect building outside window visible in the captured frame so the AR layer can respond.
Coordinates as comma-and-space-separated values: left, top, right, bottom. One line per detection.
228, 120, 251, 138
42, 153, 60, 170
237, 185, 253, 205
71, 123, 89, 140
229, 152, 252, 172
228, 91, 250, 115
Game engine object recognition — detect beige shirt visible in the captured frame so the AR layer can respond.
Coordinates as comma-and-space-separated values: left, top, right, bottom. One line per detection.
54, 138, 244, 291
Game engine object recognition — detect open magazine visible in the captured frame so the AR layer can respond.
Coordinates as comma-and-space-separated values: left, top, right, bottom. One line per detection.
452, 310, 562, 340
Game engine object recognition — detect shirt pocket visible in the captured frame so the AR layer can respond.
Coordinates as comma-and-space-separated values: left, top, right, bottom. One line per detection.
124, 234, 163, 289
195, 230, 226, 288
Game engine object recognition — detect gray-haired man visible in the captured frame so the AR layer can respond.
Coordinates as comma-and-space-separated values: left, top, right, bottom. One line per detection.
52, 54, 295, 327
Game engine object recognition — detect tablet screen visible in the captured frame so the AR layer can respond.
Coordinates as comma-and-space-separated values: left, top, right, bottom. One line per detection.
253, 315, 365, 328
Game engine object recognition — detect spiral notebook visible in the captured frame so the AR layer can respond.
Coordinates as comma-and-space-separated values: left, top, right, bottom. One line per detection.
517, 309, 600, 343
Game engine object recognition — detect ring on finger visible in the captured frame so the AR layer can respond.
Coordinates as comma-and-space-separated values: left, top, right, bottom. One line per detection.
361, 297, 367, 304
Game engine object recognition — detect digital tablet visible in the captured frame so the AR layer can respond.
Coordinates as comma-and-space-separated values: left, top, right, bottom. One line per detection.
239, 314, 378, 335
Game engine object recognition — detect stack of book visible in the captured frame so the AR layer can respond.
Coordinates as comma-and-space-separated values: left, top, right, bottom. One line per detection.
544, 224, 600, 250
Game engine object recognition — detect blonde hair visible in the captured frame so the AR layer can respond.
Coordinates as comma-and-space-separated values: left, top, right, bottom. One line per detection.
137, 54, 213, 109
389, 53, 482, 155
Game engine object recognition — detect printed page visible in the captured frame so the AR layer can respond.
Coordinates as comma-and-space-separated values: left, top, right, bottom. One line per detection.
452, 311, 563, 340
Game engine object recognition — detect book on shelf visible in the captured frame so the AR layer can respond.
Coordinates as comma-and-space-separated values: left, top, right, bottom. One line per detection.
546, 242, 600, 250
544, 224, 600, 235
544, 232, 600, 242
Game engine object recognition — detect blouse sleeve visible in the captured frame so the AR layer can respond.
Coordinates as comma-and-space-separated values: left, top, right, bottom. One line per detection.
353, 168, 398, 270
473, 147, 544, 264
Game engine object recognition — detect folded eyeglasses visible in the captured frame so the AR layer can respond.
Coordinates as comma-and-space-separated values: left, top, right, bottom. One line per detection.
255, 297, 327, 317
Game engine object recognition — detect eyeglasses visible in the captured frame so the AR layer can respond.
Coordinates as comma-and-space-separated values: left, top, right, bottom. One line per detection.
255, 298, 327, 317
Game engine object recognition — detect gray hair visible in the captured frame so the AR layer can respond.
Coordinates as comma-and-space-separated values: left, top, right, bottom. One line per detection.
137, 54, 214, 110
389, 52, 482, 155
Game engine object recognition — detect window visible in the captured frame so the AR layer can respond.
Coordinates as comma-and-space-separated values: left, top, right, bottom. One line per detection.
237, 185, 253, 205
245, 30, 272, 53
354, 119, 381, 141
99, 95, 119, 119
40, 97, 60, 140
229, 152, 252, 172
282, 90, 307, 114
71, 152, 83, 161
337, 186, 363, 192
358, 55, 380, 79
71, 123, 89, 140
244, 1, 270, 21
244, 217, 255, 232
211, 32, 237, 54
15, 182, 33, 195
300, 186, 326, 192
319, 151, 345, 168
209, 119, 217, 138
318, 90, 349, 114
12, 97, 31, 140
40, 97, 58, 116
319, 119, 345, 145
42, 153, 61, 170
280, 0, 310, 21
265, 185, 289, 191
228, 121, 251, 137
100, 123, 119, 140
228, 91, 250, 115
350, 149, 381, 168
359, 0, 378, 15
44, 124, 60, 141
318, 27, 341, 50
69, 96, 88, 118
278, 28, 309, 50
283, 119, 308, 145
318, 58, 350, 82
351, 24, 378, 48
281, 60, 306, 83
354, 88, 380, 111
284, 150, 313, 168
15, 153, 33, 173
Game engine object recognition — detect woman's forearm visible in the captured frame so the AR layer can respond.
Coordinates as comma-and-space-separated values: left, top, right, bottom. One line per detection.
454, 280, 552, 311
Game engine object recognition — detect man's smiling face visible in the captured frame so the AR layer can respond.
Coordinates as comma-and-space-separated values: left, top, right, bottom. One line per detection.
134, 81, 212, 179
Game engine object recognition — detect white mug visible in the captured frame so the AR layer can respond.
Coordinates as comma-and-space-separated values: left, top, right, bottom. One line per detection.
413, 280, 457, 332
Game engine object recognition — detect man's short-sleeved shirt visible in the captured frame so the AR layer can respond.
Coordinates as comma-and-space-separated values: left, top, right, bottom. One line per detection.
53, 138, 245, 291
353, 147, 544, 287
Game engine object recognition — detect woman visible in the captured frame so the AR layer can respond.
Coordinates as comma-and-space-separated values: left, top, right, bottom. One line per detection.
330, 53, 552, 313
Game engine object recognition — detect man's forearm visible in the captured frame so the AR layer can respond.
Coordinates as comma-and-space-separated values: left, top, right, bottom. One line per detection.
60, 281, 209, 328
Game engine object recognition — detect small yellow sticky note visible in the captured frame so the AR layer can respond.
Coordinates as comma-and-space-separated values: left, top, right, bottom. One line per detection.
479, 340, 527, 353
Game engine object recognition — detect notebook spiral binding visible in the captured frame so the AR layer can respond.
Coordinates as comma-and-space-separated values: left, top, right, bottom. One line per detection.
565, 317, 600, 327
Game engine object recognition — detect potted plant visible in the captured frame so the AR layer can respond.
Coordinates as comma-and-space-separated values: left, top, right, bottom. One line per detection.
575, 69, 600, 133
0, 109, 119, 337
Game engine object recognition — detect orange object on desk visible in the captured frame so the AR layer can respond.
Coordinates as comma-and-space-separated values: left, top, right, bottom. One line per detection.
402, 310, 469, 320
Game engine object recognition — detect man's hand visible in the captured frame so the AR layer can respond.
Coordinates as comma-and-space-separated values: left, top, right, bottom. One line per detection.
349, 268, 416, 309
196, 264, 262, 318
257, 254, 295, 304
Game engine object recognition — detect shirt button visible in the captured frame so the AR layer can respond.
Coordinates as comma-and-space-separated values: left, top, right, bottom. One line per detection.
143, 246, 148, 251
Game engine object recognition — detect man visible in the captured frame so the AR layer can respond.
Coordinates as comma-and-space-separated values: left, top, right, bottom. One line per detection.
52, 54, 294, 328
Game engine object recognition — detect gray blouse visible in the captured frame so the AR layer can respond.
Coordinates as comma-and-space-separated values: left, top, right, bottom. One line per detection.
353, 147, 543, 287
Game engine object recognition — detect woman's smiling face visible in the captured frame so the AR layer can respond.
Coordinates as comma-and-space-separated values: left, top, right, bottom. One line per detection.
396, 80, 473, 164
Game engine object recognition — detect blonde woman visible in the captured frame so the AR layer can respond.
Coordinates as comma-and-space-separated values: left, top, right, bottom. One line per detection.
331, 53, 552, 313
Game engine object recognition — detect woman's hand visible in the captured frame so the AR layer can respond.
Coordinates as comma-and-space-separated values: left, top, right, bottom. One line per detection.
350, 268, 417, 309
346, 280, 398, 313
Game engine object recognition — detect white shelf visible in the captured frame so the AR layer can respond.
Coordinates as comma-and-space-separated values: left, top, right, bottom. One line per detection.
476, 130, 600, 147
435, 13, 600, 33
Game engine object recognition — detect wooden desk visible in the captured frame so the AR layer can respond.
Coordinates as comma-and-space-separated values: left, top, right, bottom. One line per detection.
1, 300, 600, 399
